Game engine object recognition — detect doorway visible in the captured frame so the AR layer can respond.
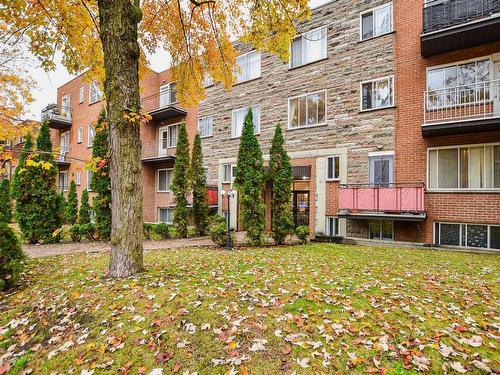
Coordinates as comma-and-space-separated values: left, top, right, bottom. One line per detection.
292, 191, 310, 227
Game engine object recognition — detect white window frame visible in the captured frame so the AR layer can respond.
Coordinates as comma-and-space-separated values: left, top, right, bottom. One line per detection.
77, 126, 83, 144
235, 50, 261, 84
79, 86, 84, 104
289, 25, 328, 69
157, 168, 173, 192
360, 75, 394, 111
87, 124, 95, 148
89, 81, 102, 104
359, 2, 393, 41
287, 90, 327, 129
158, 207, 174, 224
76, 171, 81, 186
86, 170, 93, 191
198, 116, 213, 138
159, 82, 177, 107
231, 106, 260, 138
203, 74, 213, 88
222, 164, 235, 183
325, 216, 339, 237
326, 155, 341, 181
59, 171, 68, 192
427, 142, 500, 192
434, 222, 500, 250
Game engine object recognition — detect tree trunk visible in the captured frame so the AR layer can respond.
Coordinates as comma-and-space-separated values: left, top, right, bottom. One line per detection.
98, 0, 144, 277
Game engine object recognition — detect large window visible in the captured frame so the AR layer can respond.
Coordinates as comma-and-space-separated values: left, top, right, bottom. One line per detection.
159, 83, 177, 107
325, 216, 339, 237
159, 123, 179, 150
222, 164, 236, 183
289, 91, 326, 128
426, 59, 490, 108
87, 125, 95, 147
236, 51, 261, 83
290, 26, 327, 68
157, 169, 173, 192
428, 144, 500, 189
360, 2, 393, 40
361, 76, 394, 111
435, 222, 500, 249
198, 116, 213, 138
158, 208, 174, 224
232, 106, 260, 138
58, 172, 68, 193
89, 81, 102, 104
326, 156, 340, 180
369, 220, 393, 240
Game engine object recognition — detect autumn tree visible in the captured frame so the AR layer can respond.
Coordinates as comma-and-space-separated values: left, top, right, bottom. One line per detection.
3, 0, 311, 276
234, 109, 265, 245
190, 133, 209, 236
65, 180, 78, 225
268, 124, 293, 245
171, 123, 190, 238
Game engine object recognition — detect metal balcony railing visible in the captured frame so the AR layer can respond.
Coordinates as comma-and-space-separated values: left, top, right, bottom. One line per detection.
57, 147, 70, 163
142, 139, 177, 159
339, 183, 426, 213
141, 91, 178, 113
424, 79, 500, 124
423, 0, 500, 34
41, 104, 72, 123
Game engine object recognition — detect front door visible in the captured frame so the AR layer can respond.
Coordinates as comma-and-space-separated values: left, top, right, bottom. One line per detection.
494, 61, 500, 116
292, 192, 310, 227
158, 127, 169, 156
60, 131, 70, 160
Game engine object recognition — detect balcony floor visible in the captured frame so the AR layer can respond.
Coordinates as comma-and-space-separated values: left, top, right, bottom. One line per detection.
422, 116, 500, 137
337, 211, 427, 222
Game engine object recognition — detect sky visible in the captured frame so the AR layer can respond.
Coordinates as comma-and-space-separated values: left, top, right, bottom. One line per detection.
24, 0, 331, 121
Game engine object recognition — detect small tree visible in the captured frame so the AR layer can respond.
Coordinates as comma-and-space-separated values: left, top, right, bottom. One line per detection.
0, 222, 25, 291
65, 180, 78, 225
234, 109, 265, 245
0, 179, 12, 223
269, 124, 294, 245
11, 133, 33, 198
171, 123, 190, 238
90, 110, 111, 239
79, 189, 91, 224
190, 133, 209, 236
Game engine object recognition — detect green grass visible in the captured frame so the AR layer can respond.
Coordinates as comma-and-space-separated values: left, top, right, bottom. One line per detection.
0, 243, 499, 374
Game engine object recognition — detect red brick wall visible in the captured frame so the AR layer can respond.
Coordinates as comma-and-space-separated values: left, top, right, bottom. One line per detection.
325, 182, 339, 216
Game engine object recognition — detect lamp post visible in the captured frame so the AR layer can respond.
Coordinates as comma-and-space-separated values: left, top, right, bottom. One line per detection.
221, 188, 236, 250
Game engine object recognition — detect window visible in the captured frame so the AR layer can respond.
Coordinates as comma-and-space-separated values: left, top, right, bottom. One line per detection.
290, 26, 327, 68
222, 164, 235, 183
203, 167, 209, 183
77, 127, 83, 144
361, 76, 394, 110
434, 222, 500, 249
369, 220, 393, 240
87, 170, 93, 191
198, 117, 213, 137
360, 2, 393, 40
79, 86, 84, 103
157, 169, 173, 192
369, 153, 394, 186
61, 94, 71, 117
231, 106, 260, 138
167, 124, 179, 148
58, 172, 68, 192
158, 208, 174, 224
325, 216, 339, 236
426, 59, 490, 109
159, 83, 177, 107
89, 81, 102, 104
236, 51, 261, 83
428, 144, 500, 190
289, 91, 326, 128
76, 171, 81, 186
203, 74, 213, 87
326, 156, 340, 180
87, 125, 95, 147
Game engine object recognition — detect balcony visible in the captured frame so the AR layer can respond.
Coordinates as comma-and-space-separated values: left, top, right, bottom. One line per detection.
423, 79, 500, 137
41, 104, 72, 129
56, 147, 71, 167
338, 183, 426, 221
142, 139, 176, 164
141, 92, 187, 122
421, 0, 500, 57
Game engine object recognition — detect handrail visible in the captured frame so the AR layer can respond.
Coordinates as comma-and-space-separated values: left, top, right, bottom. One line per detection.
142, 139, 177, 159
341, 183, 425, 188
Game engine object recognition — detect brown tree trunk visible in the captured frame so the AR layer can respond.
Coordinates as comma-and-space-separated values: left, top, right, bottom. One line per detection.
98, 0, 144, 277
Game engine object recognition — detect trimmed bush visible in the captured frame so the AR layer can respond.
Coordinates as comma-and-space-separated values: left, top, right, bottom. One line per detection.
190, 133, 209, 236
143, 223, 171, 241
171, 123, 190, 238
70, 223, 97, 242
210, 221, 235, 248
65, 180, 78, 224
0, 222, 25, 290
0, 179, 12, 223
79, 189, 91, 224
295, 225, 310, 245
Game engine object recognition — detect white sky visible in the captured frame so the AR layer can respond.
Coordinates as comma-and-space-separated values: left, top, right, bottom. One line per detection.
24, 0, 331, 120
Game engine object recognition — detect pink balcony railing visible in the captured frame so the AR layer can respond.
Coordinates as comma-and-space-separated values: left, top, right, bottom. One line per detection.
339, 183, 425, 213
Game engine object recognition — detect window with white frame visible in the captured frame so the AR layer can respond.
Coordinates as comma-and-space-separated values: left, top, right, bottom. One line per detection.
236, 51, 261, 83
86, 170, 93, 191
76, 171, 81, 186
77, 127, 83, 144
290, 26, 327, 68
58, 172, 68, 192
203, 167, 209, 183
87, 125, 95, 147
159, 83, 177, 107
232, 106, 260, 138
361, 76, 394, 110
435, 222, 500, 249
158, 208, 174, 224
360, 2, 393, 40
157, 169, 173, 192
222, 164, 235, 183
89, 81, 102, 104
369, 220, 393, 240
426, 59, 490, 109
428, 144, 500, 190
167, 124, 179, 148
198, 116, 213, 137
289, 91, 326, 128
79, 86, 84, 103
326, 155, 340, 180
203, 74, 213, 87
325, 216, 339, 236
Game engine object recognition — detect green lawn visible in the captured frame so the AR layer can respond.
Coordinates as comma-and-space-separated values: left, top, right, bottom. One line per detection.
1, 244, 499, 374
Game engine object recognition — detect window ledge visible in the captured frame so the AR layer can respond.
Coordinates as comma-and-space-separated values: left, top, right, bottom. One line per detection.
427, 189, 500, 193
232, 77, 262, 87
326, 178, 341, 182
88, 99, 101, 106
157, 190, 172, 194
358, 30, 396, 44
200, 134, 214, 139
359, 105, 396, 114
288, 57, 329, 71
287, 123, 327, 131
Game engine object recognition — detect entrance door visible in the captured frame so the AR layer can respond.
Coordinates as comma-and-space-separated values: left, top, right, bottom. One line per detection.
494, 62, 500, 116
60, 131, 70, 161
292, 192, 310, 227
158, 127, 169, 156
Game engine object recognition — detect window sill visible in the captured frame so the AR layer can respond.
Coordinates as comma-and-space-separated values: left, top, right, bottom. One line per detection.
200, 134, 213, 139
427, 189, 500, 193
326, 178, 340, 182
157, 190, 172, 194
288, 57, 329, 71
287, 123, 327, 131
358, 30, 395, 44
232, 76, 262, 87
88, 99, 101, 106
359, 105, 396, 114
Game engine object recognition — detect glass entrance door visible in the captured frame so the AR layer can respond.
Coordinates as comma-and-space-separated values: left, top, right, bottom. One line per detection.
292, 192, 310, 227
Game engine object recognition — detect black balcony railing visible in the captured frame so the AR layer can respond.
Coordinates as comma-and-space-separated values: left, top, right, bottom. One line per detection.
423, 0, 500, 34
